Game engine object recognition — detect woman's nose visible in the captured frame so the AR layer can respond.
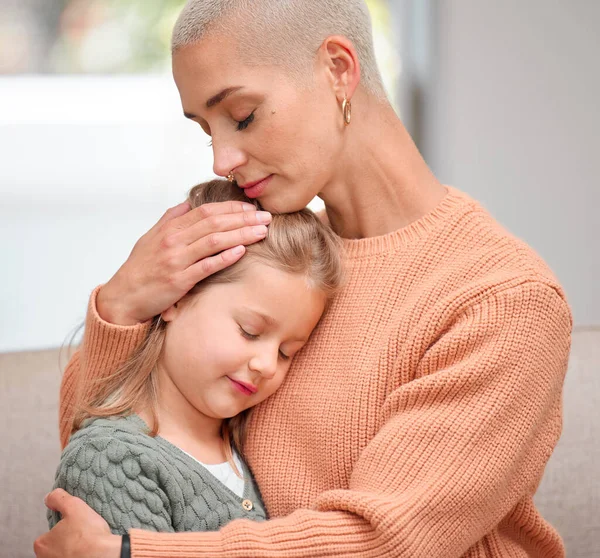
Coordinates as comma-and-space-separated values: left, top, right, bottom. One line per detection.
212, 139, 247, 178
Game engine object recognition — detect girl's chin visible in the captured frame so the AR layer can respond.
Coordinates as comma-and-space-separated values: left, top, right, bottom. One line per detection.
204, 404, 246, 420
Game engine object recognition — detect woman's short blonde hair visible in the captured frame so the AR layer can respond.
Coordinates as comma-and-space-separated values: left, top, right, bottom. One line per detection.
172, 0, 387, 100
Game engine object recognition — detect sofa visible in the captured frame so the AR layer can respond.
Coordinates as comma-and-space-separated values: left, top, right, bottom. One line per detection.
0, 329, 598, 557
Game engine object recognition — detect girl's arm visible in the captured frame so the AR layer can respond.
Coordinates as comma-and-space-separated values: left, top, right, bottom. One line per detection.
49, 435, 173, 535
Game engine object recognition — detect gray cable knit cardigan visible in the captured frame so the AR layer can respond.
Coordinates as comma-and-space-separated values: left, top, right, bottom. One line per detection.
48, 415, 267, 534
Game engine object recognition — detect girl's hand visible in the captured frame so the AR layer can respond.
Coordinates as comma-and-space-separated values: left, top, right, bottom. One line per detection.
97, 200, 271, 325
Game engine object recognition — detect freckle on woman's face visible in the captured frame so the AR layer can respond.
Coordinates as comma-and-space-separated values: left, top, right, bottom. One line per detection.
172, 36, 344, 213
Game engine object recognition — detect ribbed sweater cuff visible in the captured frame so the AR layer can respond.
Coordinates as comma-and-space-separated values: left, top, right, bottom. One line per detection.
81, 285, 151, 373
131, 529, 222, 558
128, 510, 372, 557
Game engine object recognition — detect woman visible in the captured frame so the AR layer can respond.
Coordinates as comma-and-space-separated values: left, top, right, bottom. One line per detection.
36, 1, 572, 557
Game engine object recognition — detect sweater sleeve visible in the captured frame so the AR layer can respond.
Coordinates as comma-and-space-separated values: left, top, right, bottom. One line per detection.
59, 286, 150, 448
48, 436, 174, 535
128, 281, 572, 557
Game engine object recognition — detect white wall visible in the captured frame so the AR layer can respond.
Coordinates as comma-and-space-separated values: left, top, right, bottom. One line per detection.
425, 1, 599, 326
0, 76, 216, 352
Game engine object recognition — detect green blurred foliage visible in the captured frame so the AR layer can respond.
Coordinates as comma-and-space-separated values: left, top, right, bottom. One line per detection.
49, 0, 186, 73
49, 0, 389, 74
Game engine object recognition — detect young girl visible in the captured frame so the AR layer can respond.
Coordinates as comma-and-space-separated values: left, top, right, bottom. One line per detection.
48, 179, 343, 534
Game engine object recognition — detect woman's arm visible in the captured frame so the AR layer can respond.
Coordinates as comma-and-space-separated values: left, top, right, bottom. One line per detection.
43, 281, 571, 557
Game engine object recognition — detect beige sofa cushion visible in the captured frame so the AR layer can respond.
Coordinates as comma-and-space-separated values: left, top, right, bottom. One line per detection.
0, 349, 63, 558
534, 329, 600, 557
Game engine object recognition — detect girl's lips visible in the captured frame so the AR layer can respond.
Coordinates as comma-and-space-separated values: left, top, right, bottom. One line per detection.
239, 175, 273, 198
227, 377, 257, 396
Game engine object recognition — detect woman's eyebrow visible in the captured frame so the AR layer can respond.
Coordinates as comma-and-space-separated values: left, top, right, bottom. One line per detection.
183, 86, 245, 119
207, 86, 244, 108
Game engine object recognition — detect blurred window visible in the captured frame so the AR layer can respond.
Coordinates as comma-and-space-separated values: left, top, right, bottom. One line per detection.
1, 0, 398, 101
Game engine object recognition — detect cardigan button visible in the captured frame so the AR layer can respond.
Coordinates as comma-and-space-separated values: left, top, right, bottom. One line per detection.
242, 499, 254, 511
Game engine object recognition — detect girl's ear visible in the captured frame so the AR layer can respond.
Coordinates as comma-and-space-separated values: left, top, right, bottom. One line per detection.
161, 302, 179, 323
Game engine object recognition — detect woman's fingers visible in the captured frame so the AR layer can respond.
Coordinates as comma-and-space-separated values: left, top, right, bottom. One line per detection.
43, 488, 72, 514
35, 490, 116, 558
169, 200, 258, 232
185, 225, 268, 268
151, 200, 192, 231
182, 245, 247, 285
151, 198, 256, 236
178, 209, 272, 246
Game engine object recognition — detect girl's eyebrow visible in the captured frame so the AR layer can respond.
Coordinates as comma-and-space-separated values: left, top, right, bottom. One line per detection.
183, 86, 245, 119
241, 308, 278, 328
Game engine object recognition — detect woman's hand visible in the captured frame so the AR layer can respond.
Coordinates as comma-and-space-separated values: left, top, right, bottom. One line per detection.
34, 489, 121, 558
97, 200, 272, 325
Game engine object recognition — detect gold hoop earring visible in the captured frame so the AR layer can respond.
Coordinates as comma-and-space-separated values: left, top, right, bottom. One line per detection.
342, 95, 352, 126
227, 172, 235, 183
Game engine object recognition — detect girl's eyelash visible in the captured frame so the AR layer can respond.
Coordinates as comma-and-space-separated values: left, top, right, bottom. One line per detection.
239, 325, 290, 361
239, 326, 258, 340
236, 111, 255, 131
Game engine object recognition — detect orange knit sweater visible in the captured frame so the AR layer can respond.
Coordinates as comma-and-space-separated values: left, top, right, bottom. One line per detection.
59, 187, 572, 558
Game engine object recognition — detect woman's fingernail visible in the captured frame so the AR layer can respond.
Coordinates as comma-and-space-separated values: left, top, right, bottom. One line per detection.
232, 245, 245, 256
257, 211, 272, 224
242, 203, 256, 211
253, 225, 268, 237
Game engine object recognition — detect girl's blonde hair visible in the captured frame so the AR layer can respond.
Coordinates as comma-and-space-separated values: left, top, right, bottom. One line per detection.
72, 180, 343, 465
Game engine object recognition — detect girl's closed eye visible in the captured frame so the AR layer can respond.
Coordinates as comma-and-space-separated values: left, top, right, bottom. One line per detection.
239, 326, 291, 361
239, 325, 259, 340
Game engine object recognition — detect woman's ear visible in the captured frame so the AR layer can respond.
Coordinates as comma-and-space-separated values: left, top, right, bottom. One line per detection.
319, 35, 361, 102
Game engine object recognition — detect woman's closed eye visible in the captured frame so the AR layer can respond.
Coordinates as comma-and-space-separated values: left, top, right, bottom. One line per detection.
202, 111, 255, 146
236, 111, 255, 131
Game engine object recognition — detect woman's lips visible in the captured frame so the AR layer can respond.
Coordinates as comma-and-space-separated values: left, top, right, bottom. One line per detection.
239, 175, 273, 198
227, 377, 257, 396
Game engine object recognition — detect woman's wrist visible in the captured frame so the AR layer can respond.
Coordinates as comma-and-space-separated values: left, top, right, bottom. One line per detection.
98, 533, 123, 558
97, 279, 141, 326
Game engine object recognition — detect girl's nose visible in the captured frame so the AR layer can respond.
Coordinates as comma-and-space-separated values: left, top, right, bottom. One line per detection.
249, 350, 278, 380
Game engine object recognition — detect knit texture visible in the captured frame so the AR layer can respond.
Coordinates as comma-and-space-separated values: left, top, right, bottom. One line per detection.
58, 187, 572, 557
48, 415, 266, 534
